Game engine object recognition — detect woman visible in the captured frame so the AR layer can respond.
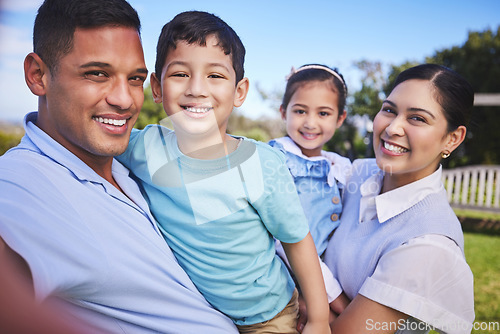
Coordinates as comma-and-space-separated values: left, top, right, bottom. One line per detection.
324, 64, 475, 334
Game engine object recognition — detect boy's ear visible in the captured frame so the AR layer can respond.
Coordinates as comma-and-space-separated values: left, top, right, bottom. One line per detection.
336, 110, 347, 128
24, 52, 48, 96
233, 77, 249, 108
150, 72, 163, 104
444, 125, 467, 154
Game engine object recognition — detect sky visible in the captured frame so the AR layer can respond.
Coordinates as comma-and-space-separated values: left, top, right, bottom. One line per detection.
0, 0, 499, 123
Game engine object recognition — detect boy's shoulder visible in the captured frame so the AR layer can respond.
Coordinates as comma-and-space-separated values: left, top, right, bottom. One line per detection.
238, 136, 286, 162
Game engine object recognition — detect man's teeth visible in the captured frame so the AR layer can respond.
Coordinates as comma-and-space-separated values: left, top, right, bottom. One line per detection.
384, 141, 409, 153
93, 117, 126, 127
184, 107, 211, 113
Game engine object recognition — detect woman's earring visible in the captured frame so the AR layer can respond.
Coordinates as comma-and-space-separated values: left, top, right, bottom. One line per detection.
441, 151, 450, 159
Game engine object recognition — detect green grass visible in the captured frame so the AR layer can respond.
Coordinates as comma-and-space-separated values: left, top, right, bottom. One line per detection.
465, 232, 500, 334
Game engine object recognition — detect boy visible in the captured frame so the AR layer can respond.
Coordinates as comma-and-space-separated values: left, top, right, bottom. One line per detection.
118, 11, 329, 333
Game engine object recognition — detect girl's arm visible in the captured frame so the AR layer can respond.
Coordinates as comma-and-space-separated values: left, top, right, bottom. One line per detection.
331, 294, 407, 334
282, 232, 330, 334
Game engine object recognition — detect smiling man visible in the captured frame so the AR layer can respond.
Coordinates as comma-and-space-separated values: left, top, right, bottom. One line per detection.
0, 0, 237, 333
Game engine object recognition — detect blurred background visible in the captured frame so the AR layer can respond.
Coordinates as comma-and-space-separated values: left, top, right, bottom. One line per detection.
1, 0, 499, 168
0, 2, 499, 332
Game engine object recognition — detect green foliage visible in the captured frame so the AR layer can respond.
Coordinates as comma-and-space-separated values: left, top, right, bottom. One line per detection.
427, 26, 500, 166
134, 83, 166, 129
0, 130, 23, 156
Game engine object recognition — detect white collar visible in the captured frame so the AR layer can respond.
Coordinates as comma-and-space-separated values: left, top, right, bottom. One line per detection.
360, 165, 444, 223
273, 136, 351, 186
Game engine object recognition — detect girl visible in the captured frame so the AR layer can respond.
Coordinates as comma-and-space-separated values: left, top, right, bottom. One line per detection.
324, 64, 475, 333
269, 64, 352, 322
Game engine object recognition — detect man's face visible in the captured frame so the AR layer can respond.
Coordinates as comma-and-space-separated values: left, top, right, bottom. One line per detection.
38, 26, 147, 167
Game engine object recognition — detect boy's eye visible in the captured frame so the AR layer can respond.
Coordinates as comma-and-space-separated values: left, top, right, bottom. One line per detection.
208, 74, 224, 79
171, 73, 188, 78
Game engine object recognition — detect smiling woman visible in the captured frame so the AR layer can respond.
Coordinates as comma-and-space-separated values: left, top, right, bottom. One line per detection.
324, 64, 476, 334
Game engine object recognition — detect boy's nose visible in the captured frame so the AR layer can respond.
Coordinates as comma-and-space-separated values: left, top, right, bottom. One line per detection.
186, 75, 208, 97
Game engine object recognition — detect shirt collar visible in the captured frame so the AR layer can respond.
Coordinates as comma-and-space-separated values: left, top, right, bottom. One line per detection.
23, 112, 130, 184
375, 165, 444, 223
273, 136, 350, 186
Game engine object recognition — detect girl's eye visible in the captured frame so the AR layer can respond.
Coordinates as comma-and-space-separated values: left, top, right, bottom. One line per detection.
171, 73, 188, 78
319, 111, 330, 117
294, 109, 306, 115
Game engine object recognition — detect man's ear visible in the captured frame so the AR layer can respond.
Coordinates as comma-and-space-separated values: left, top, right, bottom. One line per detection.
233, 77, 249, 108
24, 53, 48, 97
150, 72, 163, 104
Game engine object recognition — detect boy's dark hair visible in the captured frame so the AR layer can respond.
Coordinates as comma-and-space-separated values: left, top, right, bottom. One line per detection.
34, 0, 141, 74
155, 11, 245, 84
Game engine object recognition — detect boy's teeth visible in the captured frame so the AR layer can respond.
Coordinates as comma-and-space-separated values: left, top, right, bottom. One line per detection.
93, 117, 126, 127
184, 107, 211, 113
384, 141, 408, 153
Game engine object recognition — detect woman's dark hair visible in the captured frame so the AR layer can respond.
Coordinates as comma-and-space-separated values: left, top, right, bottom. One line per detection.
34, 0, 141, 75
393, 64, 474, 132
155, 11, 245, 84
281, 64, 347, 119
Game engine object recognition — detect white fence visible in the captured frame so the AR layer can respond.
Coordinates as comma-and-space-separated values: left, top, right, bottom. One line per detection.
442, 165, 500, 213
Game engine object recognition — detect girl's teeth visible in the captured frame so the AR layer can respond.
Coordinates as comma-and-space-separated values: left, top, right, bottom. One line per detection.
384, 141, 408, 153
93, 117, 126, 127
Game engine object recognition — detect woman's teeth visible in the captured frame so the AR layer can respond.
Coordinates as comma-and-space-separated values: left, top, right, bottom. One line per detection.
384, 141, 409, 153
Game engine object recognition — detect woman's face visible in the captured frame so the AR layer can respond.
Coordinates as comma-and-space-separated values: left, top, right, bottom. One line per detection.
373, 79, 455, 189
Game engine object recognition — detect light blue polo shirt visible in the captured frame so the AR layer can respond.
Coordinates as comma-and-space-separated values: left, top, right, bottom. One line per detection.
0, 112, 237, 334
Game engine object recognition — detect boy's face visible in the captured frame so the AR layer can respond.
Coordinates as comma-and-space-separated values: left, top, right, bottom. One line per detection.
151, 35, 248, 140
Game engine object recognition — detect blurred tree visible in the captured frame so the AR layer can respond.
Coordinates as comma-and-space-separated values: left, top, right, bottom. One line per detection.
134, 83, 165, 129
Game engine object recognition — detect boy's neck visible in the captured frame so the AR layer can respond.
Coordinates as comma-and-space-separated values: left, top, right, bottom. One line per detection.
176, 132, 239, 160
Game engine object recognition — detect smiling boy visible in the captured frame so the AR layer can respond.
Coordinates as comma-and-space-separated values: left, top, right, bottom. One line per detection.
117, 10, 330, 334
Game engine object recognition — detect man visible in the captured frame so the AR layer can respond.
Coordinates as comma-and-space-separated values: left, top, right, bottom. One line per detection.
0, 0, 237, 333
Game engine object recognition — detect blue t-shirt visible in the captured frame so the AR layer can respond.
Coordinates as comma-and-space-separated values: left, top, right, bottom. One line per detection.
118, 125, 310, 325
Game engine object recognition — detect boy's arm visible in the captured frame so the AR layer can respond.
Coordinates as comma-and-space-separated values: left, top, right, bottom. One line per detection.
282, 233, 330, 334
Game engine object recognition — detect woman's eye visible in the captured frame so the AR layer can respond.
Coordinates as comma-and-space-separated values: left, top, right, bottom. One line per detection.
410, 115, 426, 123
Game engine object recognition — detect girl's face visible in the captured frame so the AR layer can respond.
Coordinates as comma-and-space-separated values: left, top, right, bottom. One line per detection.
373, 79, 464, 190
281, 81, 346, 157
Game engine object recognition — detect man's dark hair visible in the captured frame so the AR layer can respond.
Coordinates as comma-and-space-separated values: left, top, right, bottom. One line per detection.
33, 0, 141, 73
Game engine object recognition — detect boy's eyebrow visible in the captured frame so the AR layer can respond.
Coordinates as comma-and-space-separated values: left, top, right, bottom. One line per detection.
167, 60, 231, 72
80, 62, 148, 74
383, 99, 436, 119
